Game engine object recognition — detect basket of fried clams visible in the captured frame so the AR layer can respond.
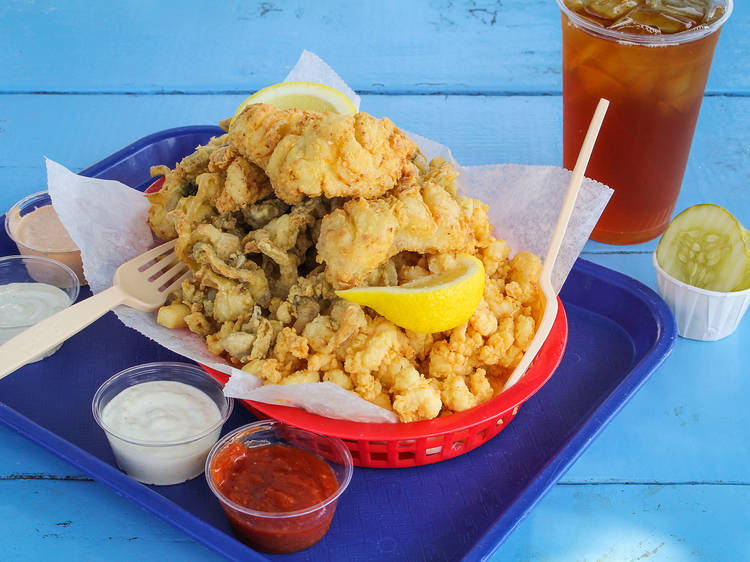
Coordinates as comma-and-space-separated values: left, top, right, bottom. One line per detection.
146, 103, 567, 467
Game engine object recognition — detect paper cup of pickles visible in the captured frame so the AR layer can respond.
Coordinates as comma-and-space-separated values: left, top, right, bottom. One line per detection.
654, 204, 750, 341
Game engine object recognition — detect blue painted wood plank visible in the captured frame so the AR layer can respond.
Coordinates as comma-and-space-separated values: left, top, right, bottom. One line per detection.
0, 479, 223, 561
1, 94, 748, 232
0, 425, 89, 477
1, 0, 748, 94
567, 253, 750, 484
491, 483, 750, 561
1, 476, 747, 561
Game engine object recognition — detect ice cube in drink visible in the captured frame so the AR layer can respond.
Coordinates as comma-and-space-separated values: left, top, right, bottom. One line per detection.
567, 0, 725, 32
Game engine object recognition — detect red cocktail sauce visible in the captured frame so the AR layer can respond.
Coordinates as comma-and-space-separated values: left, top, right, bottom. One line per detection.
210, 442, 340, 553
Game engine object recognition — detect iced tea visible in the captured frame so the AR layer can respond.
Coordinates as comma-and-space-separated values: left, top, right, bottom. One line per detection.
559, 0, 732, 244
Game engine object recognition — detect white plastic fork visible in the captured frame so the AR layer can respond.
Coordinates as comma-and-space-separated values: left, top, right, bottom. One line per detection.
0, 239, 190, 380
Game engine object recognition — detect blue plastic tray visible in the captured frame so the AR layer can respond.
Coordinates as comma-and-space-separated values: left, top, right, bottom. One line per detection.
0, 127, 677, 561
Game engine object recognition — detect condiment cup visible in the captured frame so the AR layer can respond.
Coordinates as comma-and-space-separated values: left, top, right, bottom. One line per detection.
92, 362, 234, 486
5, 190, 85, 284
205, 420, 353, 554
0, 255, 80, 360
653, 253, 750, 341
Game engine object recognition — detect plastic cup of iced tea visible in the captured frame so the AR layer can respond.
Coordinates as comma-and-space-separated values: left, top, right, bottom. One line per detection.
557, 0, 733, 245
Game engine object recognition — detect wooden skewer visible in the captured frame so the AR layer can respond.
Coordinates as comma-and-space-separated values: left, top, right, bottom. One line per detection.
503, 98, 610, 391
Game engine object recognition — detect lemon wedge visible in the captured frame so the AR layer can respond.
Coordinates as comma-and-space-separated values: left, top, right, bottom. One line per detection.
336, 255, 486, 334
231, 81, 357, 124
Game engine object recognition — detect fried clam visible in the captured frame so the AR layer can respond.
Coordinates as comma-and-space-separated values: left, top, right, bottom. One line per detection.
229, 103, 420, 204
147, 135, 272, 240
149, 112, 542, 423
242, 198, 329, 296
316, 179, 484, 289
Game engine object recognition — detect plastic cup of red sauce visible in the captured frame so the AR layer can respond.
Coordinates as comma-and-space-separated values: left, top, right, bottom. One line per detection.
205, 420, 353, 554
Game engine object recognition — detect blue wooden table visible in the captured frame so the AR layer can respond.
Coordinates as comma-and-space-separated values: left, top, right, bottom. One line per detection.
1, 1, 748, 560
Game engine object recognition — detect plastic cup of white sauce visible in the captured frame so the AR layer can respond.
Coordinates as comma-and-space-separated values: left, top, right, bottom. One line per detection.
92, 362, 234, 486
0, 255, 80, 360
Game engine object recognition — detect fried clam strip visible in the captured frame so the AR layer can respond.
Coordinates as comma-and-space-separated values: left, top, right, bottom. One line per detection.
278, 269, 338, 334
147, 136, 272, 240
211, 306, 278, 364
240, 299, 365, 378
147, 134, 227, 240
173, 266, 341, 368
240, 198, 289, 230
242, 198, 328, 297
176, 274, 279, 363
229, 103, 419, 204
173, 217, 271, 321
316, 178, 492, 288
166, 195, 339, 365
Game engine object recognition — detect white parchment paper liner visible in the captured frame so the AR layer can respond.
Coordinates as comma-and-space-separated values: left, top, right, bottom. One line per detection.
46, 52, 612, 424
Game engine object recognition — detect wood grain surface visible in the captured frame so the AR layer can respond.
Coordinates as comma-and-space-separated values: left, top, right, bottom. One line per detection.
1, 1, 748, 560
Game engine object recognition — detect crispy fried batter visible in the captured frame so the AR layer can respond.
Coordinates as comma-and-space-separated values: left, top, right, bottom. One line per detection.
148, 110, 542, 423
146, 136, 226, 240
229, 103, 419, 204
147, 135, 272, 240
316, 179, 485, 288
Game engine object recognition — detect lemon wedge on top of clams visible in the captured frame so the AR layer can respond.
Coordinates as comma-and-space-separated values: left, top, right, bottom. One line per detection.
231, 81, 357, 124
336, 254, 486, 334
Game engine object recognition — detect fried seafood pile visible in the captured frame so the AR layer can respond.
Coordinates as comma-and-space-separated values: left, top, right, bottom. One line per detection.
148, 103, 542, 422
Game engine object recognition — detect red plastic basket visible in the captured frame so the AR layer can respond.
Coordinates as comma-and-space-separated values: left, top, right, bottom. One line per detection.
202, 303, 567, 468
145, 177, 569, 468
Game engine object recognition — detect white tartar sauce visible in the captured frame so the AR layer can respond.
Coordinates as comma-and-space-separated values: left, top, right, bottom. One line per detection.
0, 283, 71, 359
101, 380, 223, 485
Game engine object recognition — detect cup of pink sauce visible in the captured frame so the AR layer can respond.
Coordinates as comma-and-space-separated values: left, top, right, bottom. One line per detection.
5, 191, 86, 285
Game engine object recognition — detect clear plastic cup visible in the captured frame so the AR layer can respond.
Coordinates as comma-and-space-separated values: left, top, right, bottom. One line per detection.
5, 191, 86, 284
205, 420, 353, 554
0, 255, 80, 361
92, 362, 234, 485
558, 0, 733, 244
653, 253, 750, 341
